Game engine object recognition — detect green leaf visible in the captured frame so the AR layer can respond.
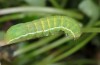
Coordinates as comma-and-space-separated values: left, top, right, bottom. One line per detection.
79, 0, 99, 19
25, 0, 46, 6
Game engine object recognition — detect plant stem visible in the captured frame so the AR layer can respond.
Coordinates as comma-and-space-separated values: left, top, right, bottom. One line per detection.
19, 37, 72, 65
82, 28, 100, 33
51, 33, 97, 62
0, 7, 83, 19
61, 0, 68, 8
50, 0, 62, 9
35, 43, 76, 65
94, 21, 100, 26
14, 34, 61, 56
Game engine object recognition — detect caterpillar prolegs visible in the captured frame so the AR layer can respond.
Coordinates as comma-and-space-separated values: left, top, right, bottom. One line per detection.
5, 16, 81, 44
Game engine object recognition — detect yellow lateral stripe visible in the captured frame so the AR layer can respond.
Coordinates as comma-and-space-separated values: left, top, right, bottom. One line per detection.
47, 17, 52, 34
41, 20, 45, 31
34, 23, 38, 31
61, 16, 63, 26
26, 23, 30, 32
54, 16, 56, 27
47, 17, 51, 28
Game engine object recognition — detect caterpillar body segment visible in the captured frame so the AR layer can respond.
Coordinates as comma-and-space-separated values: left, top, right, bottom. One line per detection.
5, 16, 81, 44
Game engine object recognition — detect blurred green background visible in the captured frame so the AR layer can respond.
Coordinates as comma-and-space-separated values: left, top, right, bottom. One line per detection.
0, 0, 100, 65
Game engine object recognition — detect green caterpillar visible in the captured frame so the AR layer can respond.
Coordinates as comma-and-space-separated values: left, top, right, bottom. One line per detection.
5, 16, 81, 44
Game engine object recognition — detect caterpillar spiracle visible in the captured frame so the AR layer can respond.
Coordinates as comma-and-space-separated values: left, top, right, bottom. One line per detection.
5, 16, 81, 44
